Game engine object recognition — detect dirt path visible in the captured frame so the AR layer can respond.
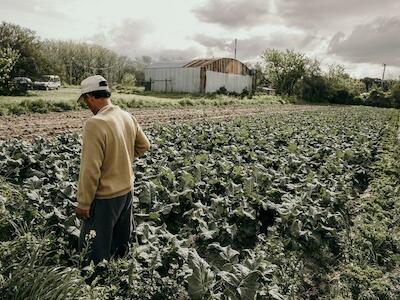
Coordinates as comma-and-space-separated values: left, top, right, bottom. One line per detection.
0, 105, 328, 140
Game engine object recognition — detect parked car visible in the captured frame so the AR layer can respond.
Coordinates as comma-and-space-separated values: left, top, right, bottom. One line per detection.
33, 75, 61, 90
12, 77, 33, 92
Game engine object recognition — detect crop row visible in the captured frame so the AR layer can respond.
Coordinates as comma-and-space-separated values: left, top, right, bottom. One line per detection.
0, 106, 399, 299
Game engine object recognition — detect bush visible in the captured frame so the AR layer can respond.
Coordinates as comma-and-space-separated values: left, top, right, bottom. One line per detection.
295, 76, 329, 103
178, 99, 194, 106
240, 88, 249, 98
52, 101, 78, 112
390, 84, 400, 108
121, 73, 136, 87
293, 73, 400, 109
365, 89, 391, 108
8, 104, 28, 115
20, 99, 49, 113
216, 86, 228, 95
329, 88, 354, 105
0, 47, 19, 96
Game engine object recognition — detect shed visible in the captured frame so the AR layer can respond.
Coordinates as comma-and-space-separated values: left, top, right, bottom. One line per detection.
144, 58, 255, 93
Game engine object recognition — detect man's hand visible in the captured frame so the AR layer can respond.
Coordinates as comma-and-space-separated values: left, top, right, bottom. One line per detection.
75, 207, 90, 220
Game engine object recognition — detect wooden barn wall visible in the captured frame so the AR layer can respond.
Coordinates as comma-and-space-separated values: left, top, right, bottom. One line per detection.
203, 58, 250, 75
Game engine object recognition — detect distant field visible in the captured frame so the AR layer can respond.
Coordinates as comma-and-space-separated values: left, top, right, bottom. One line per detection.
0, 87, 292, 115
0, 87, 81, 104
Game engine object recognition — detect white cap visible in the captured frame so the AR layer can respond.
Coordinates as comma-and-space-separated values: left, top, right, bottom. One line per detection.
78, 75, 110, 102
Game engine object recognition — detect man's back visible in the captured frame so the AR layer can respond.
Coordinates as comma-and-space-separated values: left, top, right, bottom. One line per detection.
76, 75, 150, 266
77, 104, 150, 210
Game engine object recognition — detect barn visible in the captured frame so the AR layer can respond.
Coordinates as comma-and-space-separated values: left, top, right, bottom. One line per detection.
144, 58, 256, 94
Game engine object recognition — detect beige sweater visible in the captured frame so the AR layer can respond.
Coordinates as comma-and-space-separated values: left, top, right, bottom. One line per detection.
77, 104, 150, 209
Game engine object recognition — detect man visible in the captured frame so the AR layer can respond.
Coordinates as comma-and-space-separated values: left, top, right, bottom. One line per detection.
76, 75, 150, 265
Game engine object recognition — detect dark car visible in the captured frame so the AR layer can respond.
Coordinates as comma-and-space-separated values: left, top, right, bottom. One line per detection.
12, 77, 33, 92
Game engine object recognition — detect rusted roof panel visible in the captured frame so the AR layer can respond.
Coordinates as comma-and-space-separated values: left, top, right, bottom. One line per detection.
183, 59, 218, 68
146, 58, 252, 75
145, 60, 192, 69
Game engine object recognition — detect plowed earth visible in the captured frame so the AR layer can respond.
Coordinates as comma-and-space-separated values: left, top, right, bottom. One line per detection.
0, 105, 329, 140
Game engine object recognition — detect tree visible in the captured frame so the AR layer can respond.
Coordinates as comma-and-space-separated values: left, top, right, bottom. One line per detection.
121, 73, 136, 87
41, 40, 138, 85
0, 22, 141, 86
294, 76, 329, 102
0, 22, 46, 78
360, 77, 377, 92
0, 47, 20, 95
325, 64, 365, 102
390, 82, 400, 108
261, 49, 320, 96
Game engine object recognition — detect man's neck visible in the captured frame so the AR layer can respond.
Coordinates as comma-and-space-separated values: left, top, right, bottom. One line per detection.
93, 99, 112, 115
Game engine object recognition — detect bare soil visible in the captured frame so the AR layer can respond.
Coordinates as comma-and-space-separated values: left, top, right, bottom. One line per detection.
0, 105, 329, 140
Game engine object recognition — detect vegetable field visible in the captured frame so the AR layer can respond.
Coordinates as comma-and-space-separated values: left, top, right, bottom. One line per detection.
0, 107, 399, 299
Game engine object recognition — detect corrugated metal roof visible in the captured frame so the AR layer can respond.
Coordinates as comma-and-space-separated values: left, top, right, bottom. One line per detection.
145, 58, 251, 74
145, 60, 192, 69
183, 58, 219, 68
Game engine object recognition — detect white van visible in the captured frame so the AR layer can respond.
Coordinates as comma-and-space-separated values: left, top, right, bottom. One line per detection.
33, 75, 61, 90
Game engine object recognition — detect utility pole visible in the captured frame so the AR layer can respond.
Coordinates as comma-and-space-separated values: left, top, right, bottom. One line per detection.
234, 39, 237, 59
69, 58, 73, 85
381, 63, 386, 89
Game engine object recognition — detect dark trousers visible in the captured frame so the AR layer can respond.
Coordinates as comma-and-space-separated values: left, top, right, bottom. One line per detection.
79, 191, 134, 265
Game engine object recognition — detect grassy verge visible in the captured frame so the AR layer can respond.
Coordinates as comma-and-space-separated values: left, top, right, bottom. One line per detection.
329, 111, 400, 299
0, 87, 295, 116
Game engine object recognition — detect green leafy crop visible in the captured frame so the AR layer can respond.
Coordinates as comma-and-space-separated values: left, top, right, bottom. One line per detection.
0, 106, 399, 299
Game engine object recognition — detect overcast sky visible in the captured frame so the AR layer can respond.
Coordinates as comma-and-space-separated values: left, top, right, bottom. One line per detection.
1, 0, 399, 78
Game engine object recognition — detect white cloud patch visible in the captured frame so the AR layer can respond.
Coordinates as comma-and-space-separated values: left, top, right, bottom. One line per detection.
193, 31, 318, 60
90, 19, 151, 57
328, 17, 400, 67
90, 19, 202, 61
192, 0, 273, 28
276, 0, 400, 31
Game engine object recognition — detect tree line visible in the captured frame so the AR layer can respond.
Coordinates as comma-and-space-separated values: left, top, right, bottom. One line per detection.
259, 49, 400, 108
0, 22, 151, 95
1, 21, 399, 108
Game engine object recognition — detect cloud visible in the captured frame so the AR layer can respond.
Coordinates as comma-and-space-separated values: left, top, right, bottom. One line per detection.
328, 17, 400, 66
1, 0, 70, 20
193, 31, 317, 60
90, 19, 151, 57
192, 0, 272, 28
90, 19, 201, 61
156, 47, 202, 62
276, 0, 400, 31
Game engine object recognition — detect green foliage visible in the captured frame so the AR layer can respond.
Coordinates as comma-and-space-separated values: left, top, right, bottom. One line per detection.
121, 73, 137, 87
389, 83, 400, 108
260, 49, 400, 108
0, 99, 81, 115
187, 252, 214, 299
0, 47, 20, 95
0, 107, 399, 298
261, 49, 320, 96
0, 22, 148, 86
0, 90, 291, 116
324, 64, 365, 104
294, 75, 329, 103
41, 40, 138, 85
333, 119, 400, 299
0, 22, 46, 79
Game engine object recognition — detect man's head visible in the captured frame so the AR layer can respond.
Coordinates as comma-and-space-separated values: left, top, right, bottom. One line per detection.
78, 75, 112, 115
